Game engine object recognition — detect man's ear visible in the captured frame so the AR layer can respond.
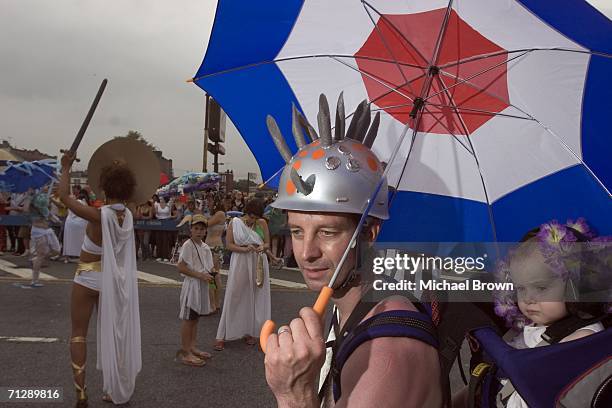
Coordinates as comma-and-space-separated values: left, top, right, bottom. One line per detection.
362, 218, 381, 243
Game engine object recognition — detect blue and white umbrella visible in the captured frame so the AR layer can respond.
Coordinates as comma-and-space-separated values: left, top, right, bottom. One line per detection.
0, 159, 58, 193
192, 0, 611, 242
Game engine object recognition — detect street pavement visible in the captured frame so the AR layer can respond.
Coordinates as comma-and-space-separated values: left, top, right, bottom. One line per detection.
0, 254, 469, 407
0, 254, 315, 407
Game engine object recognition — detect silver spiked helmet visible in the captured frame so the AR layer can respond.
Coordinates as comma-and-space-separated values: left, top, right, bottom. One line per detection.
266, 93, 389, 220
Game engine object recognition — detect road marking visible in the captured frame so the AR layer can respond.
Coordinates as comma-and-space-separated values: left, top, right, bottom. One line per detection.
0, 259, 58, 281
0, 336, 59, 343
137, 270, 180, 285
217, 269, 307, 289
0, 258, 307, 289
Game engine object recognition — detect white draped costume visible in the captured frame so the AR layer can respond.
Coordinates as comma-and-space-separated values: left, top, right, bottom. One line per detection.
96, 205, 141, 404
216, 217, 271, 340
63, 200, 88, 257
178, 239, 214, 318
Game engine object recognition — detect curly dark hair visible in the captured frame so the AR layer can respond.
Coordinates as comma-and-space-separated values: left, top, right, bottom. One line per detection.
244, 199, 264, 218
99, 163, 136, 201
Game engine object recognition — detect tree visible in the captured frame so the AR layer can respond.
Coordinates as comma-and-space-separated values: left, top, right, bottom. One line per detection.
114, 130, 156, 150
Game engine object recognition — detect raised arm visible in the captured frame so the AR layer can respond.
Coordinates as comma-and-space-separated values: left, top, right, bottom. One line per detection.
207, 211, 225, 227
58, 151, 100, 223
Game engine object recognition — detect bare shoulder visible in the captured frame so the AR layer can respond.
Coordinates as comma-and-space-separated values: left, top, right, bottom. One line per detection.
257, 218, 268, 228
339, 335, 442, 407
364, 295, 418, 321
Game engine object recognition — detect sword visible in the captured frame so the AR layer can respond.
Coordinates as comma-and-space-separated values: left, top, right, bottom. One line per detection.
61, 78, 108, 161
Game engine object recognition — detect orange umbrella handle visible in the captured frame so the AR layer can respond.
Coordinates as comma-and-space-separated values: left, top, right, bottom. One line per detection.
260, 286, 333, 353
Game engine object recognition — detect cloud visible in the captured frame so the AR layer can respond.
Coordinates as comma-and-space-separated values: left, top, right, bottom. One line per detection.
1, 0, 260, 179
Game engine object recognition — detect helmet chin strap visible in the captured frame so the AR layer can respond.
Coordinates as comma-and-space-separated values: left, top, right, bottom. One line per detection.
333, 238, 361, 291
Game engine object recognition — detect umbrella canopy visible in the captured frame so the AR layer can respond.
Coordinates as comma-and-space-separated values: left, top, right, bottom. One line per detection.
157, 172, 221, 197
0, 159, 58, 193
193, 0, 611, 242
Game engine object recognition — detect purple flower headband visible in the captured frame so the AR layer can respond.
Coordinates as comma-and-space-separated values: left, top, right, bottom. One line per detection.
493, 218, 610, 328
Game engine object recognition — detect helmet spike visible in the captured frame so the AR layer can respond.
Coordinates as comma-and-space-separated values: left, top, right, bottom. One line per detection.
353, 102, 371, 143
334, 92, 345, 142
291, 104, 307, 149
345, 100, 367, 140
266, 115, 293, 164
362, 111, 380, 148
317, 94, 333, 148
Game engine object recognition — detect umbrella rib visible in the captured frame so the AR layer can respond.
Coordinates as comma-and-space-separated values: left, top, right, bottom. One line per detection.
331, 57, 415, 101
424, 103, 534, 121
360, 1, 421, 97
429, 0, 455, 68
361, 1, 430, 66
426, 50, 531, 102
437, 69, 611, 196
420, 106, 475, 156
435, 74, 500, 242
191, 54, 426, 82
366, 71, 428, 107
439, 47, 610, 71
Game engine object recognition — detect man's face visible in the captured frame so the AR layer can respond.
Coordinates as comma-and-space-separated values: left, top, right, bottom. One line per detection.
287, 211, 359, 292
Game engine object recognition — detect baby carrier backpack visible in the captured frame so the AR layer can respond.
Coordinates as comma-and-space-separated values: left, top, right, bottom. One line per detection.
467, 314, 611, 408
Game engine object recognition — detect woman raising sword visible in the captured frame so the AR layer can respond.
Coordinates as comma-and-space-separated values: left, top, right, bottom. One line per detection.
59, 138, 160, 407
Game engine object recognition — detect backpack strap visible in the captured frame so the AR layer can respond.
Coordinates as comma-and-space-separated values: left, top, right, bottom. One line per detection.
541, 314, 606, 344
331, 303, 438, 402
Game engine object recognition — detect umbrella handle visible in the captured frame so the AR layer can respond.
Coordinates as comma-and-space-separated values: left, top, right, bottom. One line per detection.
260, 286, 333, 353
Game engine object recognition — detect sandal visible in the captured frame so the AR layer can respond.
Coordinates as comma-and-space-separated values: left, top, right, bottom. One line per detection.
213, 340, 224, 351
102, 394, 113, 403
244, 336, 257, 346
191, 349, 212, 359
70, 336, 88, 408
175, 350, 205, 367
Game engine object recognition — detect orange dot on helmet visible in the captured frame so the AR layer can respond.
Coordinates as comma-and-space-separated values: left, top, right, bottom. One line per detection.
298, 150, 309, 158
367, 157, 378, 171
286, 180, 297, 195
293, 160, 302, 170
311, 149, 325, 160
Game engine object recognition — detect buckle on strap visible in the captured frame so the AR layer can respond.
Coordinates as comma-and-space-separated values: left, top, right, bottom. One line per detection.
471, 362, 492, 378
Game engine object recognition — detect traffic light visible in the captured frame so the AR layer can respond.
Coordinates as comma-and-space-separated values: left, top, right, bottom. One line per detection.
207, 143, 226, 155
208, 98, 226, 143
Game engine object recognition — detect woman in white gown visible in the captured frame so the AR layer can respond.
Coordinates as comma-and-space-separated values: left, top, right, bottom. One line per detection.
214, 199, 271, 350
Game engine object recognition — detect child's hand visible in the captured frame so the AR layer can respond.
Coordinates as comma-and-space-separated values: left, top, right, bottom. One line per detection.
245, 245, 257, 253
200, 272, 213, 282
256, 245, 265, 253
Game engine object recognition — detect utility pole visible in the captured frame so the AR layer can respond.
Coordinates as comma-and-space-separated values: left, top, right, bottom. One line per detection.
202, 94, 209, 172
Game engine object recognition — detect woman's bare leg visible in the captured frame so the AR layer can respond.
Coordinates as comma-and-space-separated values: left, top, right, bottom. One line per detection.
70, 283, 99, 406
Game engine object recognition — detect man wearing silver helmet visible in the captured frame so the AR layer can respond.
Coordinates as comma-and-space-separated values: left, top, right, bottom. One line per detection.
263, 94, 442, 407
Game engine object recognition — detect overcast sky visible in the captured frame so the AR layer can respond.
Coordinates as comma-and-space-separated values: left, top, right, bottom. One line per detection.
1, 1, 610, 181
1, 0, 261, 180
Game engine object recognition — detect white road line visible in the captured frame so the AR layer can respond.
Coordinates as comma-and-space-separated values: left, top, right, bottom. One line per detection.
137, 271, 180, 285
0, 336, 59, 343
0, 259, 58, 281
217, 269, 307, 289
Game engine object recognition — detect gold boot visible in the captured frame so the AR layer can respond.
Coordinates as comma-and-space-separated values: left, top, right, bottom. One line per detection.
70, 336, 88, 408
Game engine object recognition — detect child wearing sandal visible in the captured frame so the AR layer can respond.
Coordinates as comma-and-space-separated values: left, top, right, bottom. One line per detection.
177, 214, 214, 366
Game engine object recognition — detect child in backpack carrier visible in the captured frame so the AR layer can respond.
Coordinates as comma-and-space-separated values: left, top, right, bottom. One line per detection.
492, 218, 610, 408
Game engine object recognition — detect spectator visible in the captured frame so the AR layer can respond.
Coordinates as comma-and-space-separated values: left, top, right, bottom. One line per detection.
154, 196, 172, 262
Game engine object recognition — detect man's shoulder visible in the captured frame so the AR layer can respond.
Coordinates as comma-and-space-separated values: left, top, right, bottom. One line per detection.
363, 295, 419, 322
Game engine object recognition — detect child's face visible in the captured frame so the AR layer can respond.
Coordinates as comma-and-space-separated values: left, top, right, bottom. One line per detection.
191, 223, 206, 240
510, 249, 568, 326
